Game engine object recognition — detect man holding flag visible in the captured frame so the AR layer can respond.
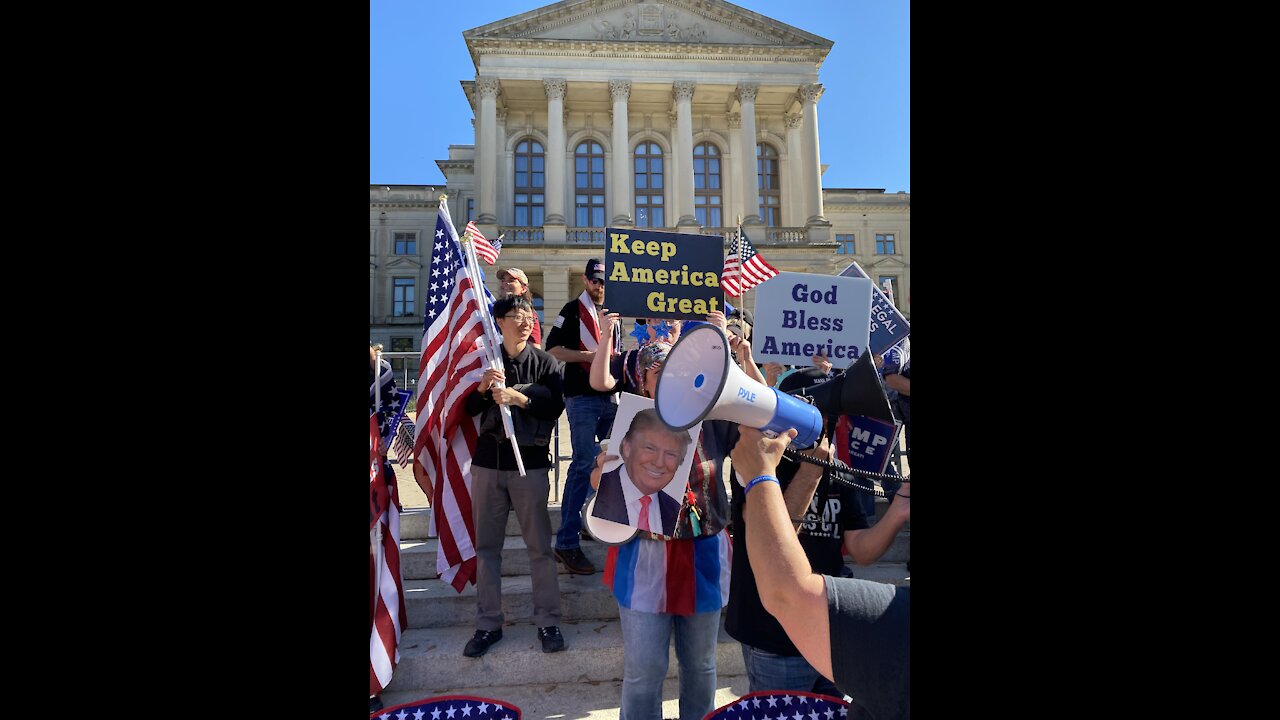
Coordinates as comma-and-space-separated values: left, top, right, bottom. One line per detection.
410, 197, 490, 593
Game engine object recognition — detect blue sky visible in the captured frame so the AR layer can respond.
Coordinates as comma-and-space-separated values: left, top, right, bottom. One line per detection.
370, 0, 909, 192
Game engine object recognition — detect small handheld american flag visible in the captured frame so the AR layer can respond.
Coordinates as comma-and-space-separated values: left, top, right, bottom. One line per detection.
392, 417, 416, 468
722, 227, 778, 297
466, 221, 501, 265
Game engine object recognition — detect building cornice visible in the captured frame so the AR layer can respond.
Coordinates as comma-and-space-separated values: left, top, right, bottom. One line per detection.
823, 203, 911, 214
466, 37, 829, 65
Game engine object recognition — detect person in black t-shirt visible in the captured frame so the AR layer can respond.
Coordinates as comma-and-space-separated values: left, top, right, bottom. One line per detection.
731, 426, 911, 720
725, 368, 911, 702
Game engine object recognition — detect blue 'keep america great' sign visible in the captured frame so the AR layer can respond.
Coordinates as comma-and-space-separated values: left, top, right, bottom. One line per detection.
604, 228, 725, 319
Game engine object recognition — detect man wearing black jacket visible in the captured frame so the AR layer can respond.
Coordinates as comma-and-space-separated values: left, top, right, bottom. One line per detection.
461, 297, 568, 658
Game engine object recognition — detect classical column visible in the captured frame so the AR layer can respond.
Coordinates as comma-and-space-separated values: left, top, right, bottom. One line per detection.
726, 112, 742, 227
496, 108, 509, 226
475, 77, 501, 224
544, 79, 567, 226
784, 112, 803, 228
543, 265, 571, 321
736, 83, 762, 226
672, 81, 697, 227
798, 83, 829, 226
609, 80, 633, 226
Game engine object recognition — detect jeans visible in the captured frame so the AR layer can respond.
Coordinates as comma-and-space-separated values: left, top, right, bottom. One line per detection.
618, 605, 720, 720
741, 643, 844, 699
556, 394, 618, 550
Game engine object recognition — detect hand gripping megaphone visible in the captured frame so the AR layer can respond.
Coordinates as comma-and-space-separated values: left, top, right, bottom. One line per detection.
654, 324, 824, 448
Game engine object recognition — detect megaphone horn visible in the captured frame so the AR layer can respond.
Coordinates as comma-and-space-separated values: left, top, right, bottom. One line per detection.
793, 350, 897, 424
654, 325, 823, 448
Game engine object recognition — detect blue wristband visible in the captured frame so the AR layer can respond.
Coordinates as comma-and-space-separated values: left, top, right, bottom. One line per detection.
744, 475, 780, 496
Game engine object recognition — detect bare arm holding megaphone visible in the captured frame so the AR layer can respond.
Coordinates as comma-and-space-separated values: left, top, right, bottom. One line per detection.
730, 426, 835, 680
731, 426, 911, 711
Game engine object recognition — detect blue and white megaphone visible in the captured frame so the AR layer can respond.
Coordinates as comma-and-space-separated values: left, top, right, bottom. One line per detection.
654, 324, 823, 448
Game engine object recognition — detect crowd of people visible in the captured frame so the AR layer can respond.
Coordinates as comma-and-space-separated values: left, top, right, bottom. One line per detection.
373, 258, 911, 719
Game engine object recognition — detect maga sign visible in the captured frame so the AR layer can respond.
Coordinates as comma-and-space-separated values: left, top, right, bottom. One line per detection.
837, 261, 910, 356
751, 272, 872, 369
604, 228, 724, 319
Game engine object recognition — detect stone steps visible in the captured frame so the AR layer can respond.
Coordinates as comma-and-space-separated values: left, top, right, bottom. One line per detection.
400, 537, 612, 580
405, 574, 620, 628
401, 529, 908, 581
385, 619, 746, 693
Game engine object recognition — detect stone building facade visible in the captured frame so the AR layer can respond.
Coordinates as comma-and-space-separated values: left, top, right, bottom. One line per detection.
371, 0, 909, 361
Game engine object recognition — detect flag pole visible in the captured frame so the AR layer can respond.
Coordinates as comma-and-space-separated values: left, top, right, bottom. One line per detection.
371, 350, 384, 663
445, 196, 527, 476
736, 216, 749, 325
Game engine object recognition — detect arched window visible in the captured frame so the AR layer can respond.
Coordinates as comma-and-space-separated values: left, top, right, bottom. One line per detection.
514, 139, 545, 226
575, 140, 606, 227
693, 142, 722, 228
757, 143, 781, 227
634, 141, 664, 228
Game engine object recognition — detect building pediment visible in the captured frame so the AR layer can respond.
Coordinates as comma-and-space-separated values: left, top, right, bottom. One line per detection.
386, 257, 424, 271
466, 0, 832, 53
865, 256, 907, 272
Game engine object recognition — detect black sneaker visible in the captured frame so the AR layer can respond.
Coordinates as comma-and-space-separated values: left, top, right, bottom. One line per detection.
553, 547, 596, 575
370, 695, 383, 714
463, 628, 503, 657
538, 625, 566, 653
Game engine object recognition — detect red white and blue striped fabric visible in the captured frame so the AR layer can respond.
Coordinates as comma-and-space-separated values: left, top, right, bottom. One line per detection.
370, 414, 405, 694
466, 221, 500, 265
412, 200, 487, 591
602, 436, 732, 614
722, 228, 778, 298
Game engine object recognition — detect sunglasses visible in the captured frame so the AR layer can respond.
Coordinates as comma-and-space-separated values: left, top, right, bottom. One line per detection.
586, 278, 604, 286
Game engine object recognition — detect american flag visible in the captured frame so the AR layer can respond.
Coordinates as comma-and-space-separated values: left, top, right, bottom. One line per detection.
722, 227, 778, 297
411, 198, 486, 591
466, 221, 501, 265
372, 695, 522, 720
370, 413, 405, 695
705, 690, 851, 720
392, 417, 416, 468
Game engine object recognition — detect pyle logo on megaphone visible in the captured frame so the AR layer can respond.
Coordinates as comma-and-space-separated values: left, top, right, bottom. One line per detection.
654, 325, 823, 448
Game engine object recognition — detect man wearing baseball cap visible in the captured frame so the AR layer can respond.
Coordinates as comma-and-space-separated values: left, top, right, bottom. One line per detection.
543, 258, 622, 575
497, 267, 542, 346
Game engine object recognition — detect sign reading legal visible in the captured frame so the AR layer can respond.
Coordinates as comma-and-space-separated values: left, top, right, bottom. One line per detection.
837, 261, 910, 356
604, 227, 724, 319
751, 271, 873, 369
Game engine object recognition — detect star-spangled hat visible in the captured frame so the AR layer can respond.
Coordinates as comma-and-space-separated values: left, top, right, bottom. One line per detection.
370, 695, 521, 720
704, 689, 851, 720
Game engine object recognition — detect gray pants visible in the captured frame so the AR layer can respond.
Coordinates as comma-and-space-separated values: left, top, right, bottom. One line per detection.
471, 465, 562, 630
